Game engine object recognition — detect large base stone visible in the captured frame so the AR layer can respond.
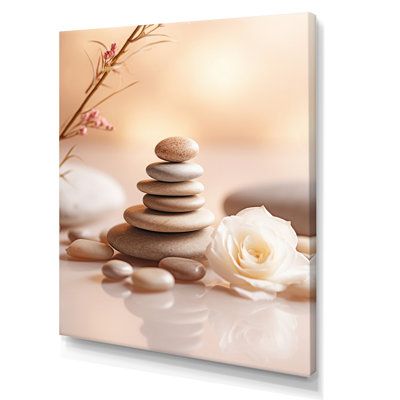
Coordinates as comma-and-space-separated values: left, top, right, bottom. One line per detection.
108, 223, 213, 261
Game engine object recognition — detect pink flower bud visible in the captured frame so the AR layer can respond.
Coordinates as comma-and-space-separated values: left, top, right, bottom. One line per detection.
90, 109, 100, 119
81, 112, 89, 122
104, 43, 117, 61
78, 126, 88, 135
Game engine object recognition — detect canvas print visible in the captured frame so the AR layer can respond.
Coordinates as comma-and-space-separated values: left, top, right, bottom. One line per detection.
59, 13, 316, 376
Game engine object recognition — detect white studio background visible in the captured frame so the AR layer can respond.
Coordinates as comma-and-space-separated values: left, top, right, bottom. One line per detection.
1, 1, 400, 399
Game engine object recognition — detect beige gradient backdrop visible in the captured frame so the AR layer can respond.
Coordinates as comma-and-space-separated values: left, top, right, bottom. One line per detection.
60, 13, 314, 220
59, 14, 315, 376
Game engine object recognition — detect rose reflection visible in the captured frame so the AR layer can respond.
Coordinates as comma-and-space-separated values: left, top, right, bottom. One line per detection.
204, 286, 301, 363
100, 279, 305, 365
124, 283, 208, 354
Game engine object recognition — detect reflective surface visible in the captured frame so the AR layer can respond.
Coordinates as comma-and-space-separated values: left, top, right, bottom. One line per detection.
60, 240, 315, 376
60, 14, 316, 376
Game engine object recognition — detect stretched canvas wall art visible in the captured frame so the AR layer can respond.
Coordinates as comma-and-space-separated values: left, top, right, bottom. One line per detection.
59, 13, 316, 376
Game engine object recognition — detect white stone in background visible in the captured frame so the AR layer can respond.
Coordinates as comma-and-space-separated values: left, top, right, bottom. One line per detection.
67, 228, 97, 243
60, 165, 125, 227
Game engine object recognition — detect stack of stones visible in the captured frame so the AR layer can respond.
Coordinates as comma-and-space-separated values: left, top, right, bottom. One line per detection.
108, 137, 215, 261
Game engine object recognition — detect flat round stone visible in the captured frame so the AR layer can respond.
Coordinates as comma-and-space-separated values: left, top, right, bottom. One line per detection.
108, 223, 213, 261
146, 162, 203, 182
158, 257, 206, 281
132, 267, 175, 292
155, 136, 199, 162
143, 194, 205, 213
223, 182, 316, 236
124, 205, 214, 232
137, 179, 204, 196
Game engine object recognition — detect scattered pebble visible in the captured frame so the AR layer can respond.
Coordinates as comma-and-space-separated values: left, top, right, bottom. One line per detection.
158, 257, 206, 281
132, 267, 175, 292
67, 229, 97, 243
102, 260, 133, 280
66, 239, 114, 260
297, 236, 316, 255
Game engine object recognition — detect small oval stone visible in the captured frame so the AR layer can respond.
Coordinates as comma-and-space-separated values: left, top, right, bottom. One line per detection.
68, 229, 97, 243
137, 179, 204, 196
146, 162, 203, 182
297, 236, 316, 255
124, 205, 215, 233
132, 267, 175, 292
158, 257, 206, 281
102, 260, 133, 280
143, 194, 205, 213
155, 137, 199, 162
66, 239, 114, 260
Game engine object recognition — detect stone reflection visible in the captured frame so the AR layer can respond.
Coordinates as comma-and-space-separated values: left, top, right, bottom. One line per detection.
204, 286, 301, 364
99, 275, 306, 366
101, 278, 132, 299
124, 283, 208, 354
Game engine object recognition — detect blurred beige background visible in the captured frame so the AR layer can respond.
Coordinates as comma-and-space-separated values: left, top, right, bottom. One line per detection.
60, 13, 315, 220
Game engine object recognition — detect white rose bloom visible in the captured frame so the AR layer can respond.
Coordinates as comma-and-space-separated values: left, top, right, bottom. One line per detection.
206, 206, 311, 301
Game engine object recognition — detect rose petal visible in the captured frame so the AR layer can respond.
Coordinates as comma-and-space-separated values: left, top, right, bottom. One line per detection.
230, 285, 277, 301
237, 206, 298, 248
230, 271, 287, 293
273, 252, 309, 285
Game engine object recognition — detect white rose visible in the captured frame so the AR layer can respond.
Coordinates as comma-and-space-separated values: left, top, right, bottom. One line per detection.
206, 206, 311, 301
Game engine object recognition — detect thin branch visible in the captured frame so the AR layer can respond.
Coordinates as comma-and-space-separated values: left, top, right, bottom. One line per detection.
117, 39, 172, 64
59, 144, 82, 168
60, 169, 72, 181
145, 33, 171, 39
100, 82, 113, 88
84, 49, 96, 93
86, 81, 138, 111
60, 24, 164, 140
89, 40, 108, 50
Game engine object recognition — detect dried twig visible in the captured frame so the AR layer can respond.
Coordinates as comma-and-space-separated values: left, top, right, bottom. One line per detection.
59, 24, 167, 140
59, 144, 81, 168
85, 81, 139, 111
